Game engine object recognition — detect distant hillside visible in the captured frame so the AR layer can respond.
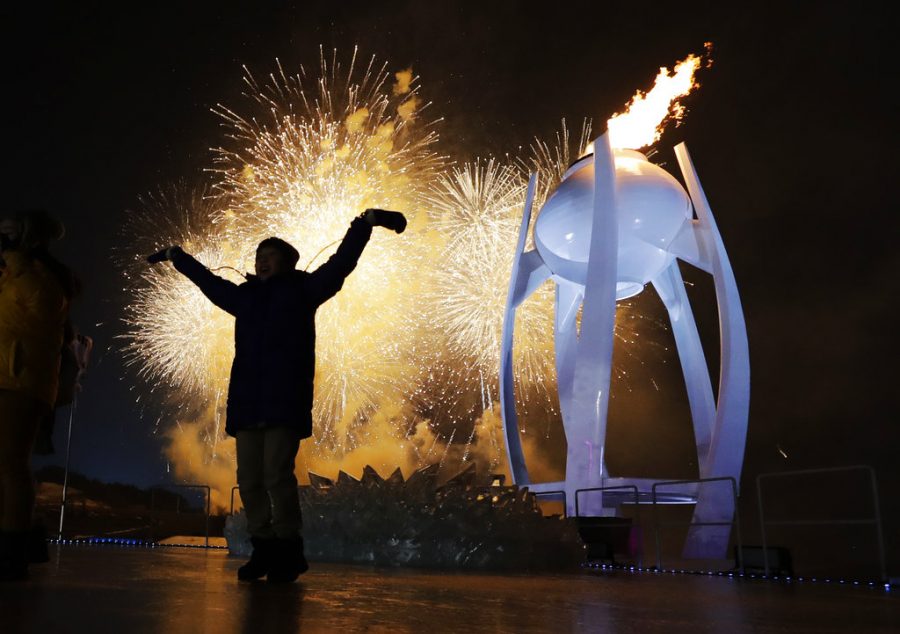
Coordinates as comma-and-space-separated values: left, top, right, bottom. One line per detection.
35, 465, 190, 510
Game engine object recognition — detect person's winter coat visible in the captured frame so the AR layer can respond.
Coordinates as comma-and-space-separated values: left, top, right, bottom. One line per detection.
172, 218, 372, 437
0, 251, 68, 406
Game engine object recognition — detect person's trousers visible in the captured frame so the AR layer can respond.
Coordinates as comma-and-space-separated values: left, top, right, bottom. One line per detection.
235, 426, 302, 539
0, 390, 45, 532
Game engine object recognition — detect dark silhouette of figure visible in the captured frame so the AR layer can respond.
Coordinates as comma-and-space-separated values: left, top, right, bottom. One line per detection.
150, 208, 405, 582
0, 210, 77, 581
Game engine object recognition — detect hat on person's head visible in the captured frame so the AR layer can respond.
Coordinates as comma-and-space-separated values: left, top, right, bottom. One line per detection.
256, 237, 300, 269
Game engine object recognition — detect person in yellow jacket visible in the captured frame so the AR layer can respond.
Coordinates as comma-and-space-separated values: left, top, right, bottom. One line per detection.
0, 210, 76, 581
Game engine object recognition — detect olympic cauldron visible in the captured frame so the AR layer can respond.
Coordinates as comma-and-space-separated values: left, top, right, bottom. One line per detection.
500, 132, 749, 558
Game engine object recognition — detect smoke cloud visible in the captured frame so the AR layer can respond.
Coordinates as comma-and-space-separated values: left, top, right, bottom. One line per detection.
344, 107, 370, 133
392, 68, 414, 95
397, 96, 420, 121
163, 397, 563, 512
164, 414, 237, 512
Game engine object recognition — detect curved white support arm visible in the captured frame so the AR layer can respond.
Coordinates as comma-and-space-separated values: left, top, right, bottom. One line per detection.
500, 173, 540, 485
674, 143, 750, 482
670, 221, 713, 273
509, 250, 551, 308
675, 142, 750, 558
651, 261, 715, 474
554, 281, 583, 434
564, 132, 619, 515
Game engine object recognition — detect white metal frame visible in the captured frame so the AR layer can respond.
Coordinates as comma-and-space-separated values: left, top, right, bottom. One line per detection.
500, 132, 750, 558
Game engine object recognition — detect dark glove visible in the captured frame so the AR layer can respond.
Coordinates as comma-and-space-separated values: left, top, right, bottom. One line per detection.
364, 209, 407, 234
147, 246, 182, 263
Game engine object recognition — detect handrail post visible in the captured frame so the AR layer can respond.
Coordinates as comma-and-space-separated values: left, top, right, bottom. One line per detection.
731, 477, 744, 574
150, 483, 211, 547
652, 477, 740, 572
533, 490, 567, 517
651, 483, 662, 570
867, 468, 887, 583
230, 486, 240, 516
756, 473, 769, 576
150, 488, 157, 542
204, 485, 210, 548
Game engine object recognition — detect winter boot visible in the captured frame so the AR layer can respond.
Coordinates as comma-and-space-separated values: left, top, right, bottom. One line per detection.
266, 537, 308, 583
238, 537, 273, 581
0, 531, 29, 582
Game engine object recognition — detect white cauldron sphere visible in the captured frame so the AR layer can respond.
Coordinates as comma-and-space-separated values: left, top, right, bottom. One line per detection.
533, 149, 693, 298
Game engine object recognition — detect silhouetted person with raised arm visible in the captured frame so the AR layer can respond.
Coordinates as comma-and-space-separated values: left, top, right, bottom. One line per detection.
148, 208, 405, 583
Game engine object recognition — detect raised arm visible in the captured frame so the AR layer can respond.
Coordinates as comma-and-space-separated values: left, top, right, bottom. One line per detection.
307, 209, 406, 305
307, 216, 373, 305
151, 246, 242, 316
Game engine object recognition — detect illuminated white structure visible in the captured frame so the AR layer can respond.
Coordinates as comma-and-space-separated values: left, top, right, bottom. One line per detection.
500, 132, 749, 557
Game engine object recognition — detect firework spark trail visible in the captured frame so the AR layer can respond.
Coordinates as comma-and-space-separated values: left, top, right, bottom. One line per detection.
422, 159, 556, 387
438, 427, 457, 471
520, 118, 594, 211
120, 52, 452, 492
122, 47, 706, 495
120, 185, 240, 403
461, 424, 478, 463
206, 49, 444, 449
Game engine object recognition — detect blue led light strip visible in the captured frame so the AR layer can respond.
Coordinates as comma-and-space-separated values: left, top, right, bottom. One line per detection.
581, 561, 894, 591
48, 537, 228, 550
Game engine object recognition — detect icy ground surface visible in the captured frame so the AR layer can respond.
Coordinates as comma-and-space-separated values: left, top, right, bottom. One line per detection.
5, 545, 897, 634
225, 463, 585, 569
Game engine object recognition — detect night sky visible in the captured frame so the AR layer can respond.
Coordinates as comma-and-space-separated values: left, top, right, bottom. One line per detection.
4, 2, 896, 549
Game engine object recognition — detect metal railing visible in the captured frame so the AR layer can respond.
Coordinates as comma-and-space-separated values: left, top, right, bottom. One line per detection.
756, 465, 886, 582
230, 486, 241, 515
574, 484, 640, 518
651, 477, 743, 572
150, 484, 211, 548
575, 485, 642, 565
532, 489, 567, 516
